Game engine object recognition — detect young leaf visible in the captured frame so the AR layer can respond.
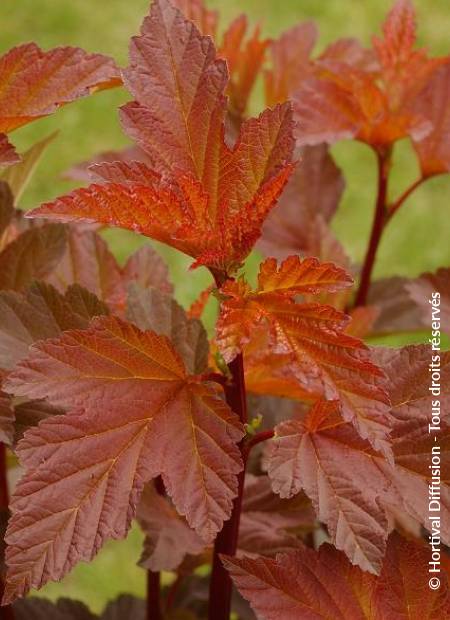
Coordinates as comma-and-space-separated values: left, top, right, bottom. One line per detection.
3, 316, 243, 601
219, 15, 269, 122
0, 224, 67, 291
264, 22, 317, 106
0, 43, 120, 133
29, 0, 295, 274
412, 63, 450, 177
223, 533, 450, 620
172, 0, 218, 38
217, 257, 390, 454
294, 0, 445, 148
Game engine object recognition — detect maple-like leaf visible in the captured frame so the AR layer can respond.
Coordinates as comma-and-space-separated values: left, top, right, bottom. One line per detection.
267, 345, 450, 572
412, 63, 450, 177
219, 15, 269, 122
223, 533, 450, 620
0, 135, 19, 168
264, 22, 317, 107
0, 43, 120, 133
0, 224, 67, 291
29, 0, 295, 274
13, 597, 96, 620
259, 145, 346, 265
294, 0, 445, 148
406, 267, 450, 334
267, 400, 389, 573
0, 281, 108, 370
127, 284, 208, 375
3, 316, 243, 601
137, 482, 206, 572
217, 257, 390, 454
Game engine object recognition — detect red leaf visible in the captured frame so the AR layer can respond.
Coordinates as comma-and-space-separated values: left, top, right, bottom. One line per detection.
0, 43, 120, 133
238, 474, 315, 558
259, 145, 346, 264
126, 284, 208, 375
29, 0, 295, 274
219, 15, 269, 121
137, 482, 206, 571
172, 0, 218, 38
0, 135, 19, 168
367, 276, 426, 335
268, 401, 388, 573
122, 245, 173, 295
100, 595, 145, 620
412, 63, 450, 177
293, 1, 445, 148
223, 533, 450, 620
0, 282, 108, 370
47, 227, 124, 310
264, 22, 317, 107
3, 316, 243, 601
0, 224, 67, 291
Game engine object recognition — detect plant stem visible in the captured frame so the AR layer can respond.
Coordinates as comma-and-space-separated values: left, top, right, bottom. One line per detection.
208, 354, 247, 620
0, 442, 14, 620
387, 176, 425, 221
243, 429, 275, 459
146, 570, 162, 620
353, 148, 392, 308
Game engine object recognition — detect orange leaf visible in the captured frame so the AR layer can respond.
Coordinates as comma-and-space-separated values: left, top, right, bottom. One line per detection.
217, 258, 390, 454
29, 0, 295, 274
0, 43, 120, 133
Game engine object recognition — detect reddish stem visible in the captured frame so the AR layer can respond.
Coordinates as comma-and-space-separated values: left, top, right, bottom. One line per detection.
208, 353, 248, 620
145, 476, 164, 620
146, 571, 162, 620
387, 176, 425, 221
0, 443, 14, 620
165, 574, 183, 612
243, 429, 275, 459
353, 148, 391, 308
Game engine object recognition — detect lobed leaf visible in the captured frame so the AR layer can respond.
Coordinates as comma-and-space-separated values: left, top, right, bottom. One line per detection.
3, 316, 243, 601
223, 533, 450, 619
217, 260, 390, 454
29, 0, 295, 274
0, 43, 120, 133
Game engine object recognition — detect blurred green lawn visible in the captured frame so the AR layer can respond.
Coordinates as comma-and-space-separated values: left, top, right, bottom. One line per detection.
2, 0, 450, 613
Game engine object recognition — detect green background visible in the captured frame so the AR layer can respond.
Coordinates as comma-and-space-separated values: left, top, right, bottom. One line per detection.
2, 0, 449, 612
